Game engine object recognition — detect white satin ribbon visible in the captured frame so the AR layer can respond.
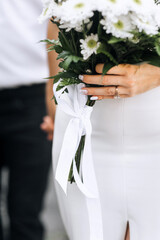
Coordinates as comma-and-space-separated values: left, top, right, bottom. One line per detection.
54, 81, 103, 240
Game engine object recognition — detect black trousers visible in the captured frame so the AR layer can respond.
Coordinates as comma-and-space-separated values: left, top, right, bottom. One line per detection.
0, 83, 52, 240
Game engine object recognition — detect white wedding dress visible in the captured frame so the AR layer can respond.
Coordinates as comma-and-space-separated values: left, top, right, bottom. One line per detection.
52, 86, 160, 240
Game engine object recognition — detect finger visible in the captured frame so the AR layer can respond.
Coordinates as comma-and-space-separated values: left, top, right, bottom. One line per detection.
43, 115, 50, 121
95, 64, 104, 74
96, 64, 128, 75
43, 116, 53, 125
103, 94, 129, 99
41, 116, 54, 130
40, 122, 54, 132
81, 86, 129, 96
40, 123, 49, 132
47, 133, 53, 141
91, 94, 129, 100
82, 74, 127, 86
40, 123, 47, 131
92, 95, 114, 100
118, 94, 130, 98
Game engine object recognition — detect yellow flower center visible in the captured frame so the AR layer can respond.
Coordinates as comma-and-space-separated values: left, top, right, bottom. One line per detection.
133, 0, 141, 4
74, 3, 85, 9
87, 39, 97, 49
114, 20, 124, 30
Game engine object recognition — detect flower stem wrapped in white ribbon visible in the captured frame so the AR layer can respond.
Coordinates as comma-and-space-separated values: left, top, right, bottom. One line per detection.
54, 82, 103, 240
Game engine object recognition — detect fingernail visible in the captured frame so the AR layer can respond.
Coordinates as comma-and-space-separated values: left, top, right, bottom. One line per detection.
79, 75, 84, 81
80, 89, 88, 95
90, 96, 99, 100
81, 83, 86, 88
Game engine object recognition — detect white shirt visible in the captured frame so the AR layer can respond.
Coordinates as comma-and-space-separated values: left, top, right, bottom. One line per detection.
0, 0, 49, 89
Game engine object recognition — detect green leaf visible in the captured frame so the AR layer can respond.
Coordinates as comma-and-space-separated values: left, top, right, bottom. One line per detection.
52, 95, 58, 105
155, 41, 160, 56
144, 54, 160, 67
52, 71, 78, 84
108, 36, 124, 44
40, 39, 59, 45
57, 50, 83, 70
97, 23, 103, 38
56, 77, 81, 91
40, 38, 63, 54
102, 62, 115, 76
62, 56, 73, 70
97, 43, 118, 65
59, 31, 74, 53
72, 56, 82, 63
57, 51, 71, 60
54, 45, 63, 54
59, 61, 65, 69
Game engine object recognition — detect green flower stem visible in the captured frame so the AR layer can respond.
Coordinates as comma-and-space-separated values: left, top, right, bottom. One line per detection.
68, 97, 96, 183
68, 135, 86, 183
71, 30, 77, 55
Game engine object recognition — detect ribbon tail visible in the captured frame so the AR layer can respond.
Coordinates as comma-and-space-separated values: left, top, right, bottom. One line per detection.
55, 118, 80, 194
82, 127, 103, 240
73, 159, 96, 199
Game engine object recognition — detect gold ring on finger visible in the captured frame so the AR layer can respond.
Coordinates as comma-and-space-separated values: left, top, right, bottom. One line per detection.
114, 86, 120, 99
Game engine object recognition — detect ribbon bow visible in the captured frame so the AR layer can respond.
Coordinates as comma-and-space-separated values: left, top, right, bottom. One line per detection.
54, 82, 103, 240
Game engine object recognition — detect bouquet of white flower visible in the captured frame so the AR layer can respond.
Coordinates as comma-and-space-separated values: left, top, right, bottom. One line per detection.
40, 0, 160, 184
39, 1, 160, 239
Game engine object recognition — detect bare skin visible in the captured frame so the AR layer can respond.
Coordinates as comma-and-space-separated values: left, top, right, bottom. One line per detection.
40, 22, 59, 140
125, 223, 130, 240
81, 63, 160, 99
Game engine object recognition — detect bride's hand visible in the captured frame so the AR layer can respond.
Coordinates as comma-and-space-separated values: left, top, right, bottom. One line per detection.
80, 63, 160, 100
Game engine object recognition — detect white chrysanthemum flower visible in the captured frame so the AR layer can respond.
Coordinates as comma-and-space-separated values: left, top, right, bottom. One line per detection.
95, 0, 129, 18
127, 0, 156, 14
56, 0, 95, 31
38, 0, 58, 23
59, 18, 90, 32
127, 0, 159, 34
80, 34, 100, 60
154, 4, 160, 27
131, 13, 159, 35
101, 14, 135, 39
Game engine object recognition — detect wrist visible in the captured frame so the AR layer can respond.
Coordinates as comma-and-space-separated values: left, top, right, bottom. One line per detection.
157, 67, 160, 87
147, 64, 160, 88
154, 65, 160, 87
